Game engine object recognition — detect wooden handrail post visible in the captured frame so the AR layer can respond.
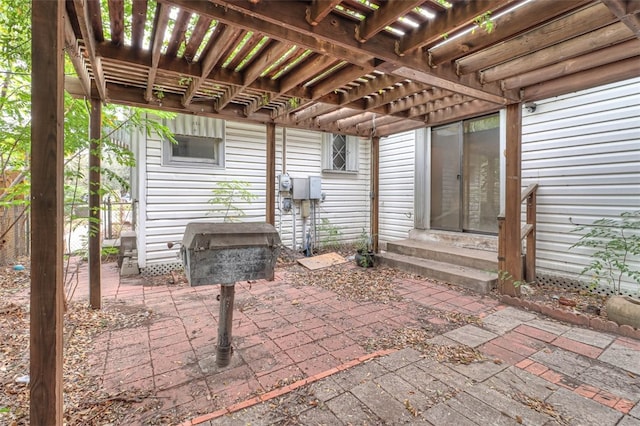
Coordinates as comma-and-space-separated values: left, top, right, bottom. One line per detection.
525, 191, 537, 284
497, 216, 506, 290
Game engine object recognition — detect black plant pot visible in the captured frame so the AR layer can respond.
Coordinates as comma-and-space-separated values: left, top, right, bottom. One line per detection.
355, 249, 375, 268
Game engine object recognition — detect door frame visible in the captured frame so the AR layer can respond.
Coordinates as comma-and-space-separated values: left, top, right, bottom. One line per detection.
415, 110, 507, 232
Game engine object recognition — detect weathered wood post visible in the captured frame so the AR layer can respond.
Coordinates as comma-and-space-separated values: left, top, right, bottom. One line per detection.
31, 0, 65, 422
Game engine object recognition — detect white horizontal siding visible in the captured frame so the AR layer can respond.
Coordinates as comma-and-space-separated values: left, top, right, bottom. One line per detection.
379, 130, 415, 245
276, 129, 371, 249
522, 76, 640, 294
143, 118, 268, 265
139, 116, 371, 267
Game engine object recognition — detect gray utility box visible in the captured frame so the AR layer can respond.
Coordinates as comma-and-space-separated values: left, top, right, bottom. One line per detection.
181, 222, 281, 286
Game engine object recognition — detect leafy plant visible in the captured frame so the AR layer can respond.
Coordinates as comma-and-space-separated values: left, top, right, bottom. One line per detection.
354, 228, 375, 267
355, 227, 372, 253
570, 211, 640, 294
472, 12, 494, 34
208, 180, 257, 222
497, 270, 527, 288
318, 217, 342, 251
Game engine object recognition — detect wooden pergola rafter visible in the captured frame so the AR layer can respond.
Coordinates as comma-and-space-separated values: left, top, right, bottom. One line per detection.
33, 0, 640, 423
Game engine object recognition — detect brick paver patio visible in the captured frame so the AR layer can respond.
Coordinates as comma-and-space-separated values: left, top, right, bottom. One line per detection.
72, 262, 640, 425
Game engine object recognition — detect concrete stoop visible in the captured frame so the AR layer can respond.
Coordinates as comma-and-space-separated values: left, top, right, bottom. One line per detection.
376, 234, 499, 294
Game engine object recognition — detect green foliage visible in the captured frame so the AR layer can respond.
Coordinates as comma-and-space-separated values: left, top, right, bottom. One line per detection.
472, 12, 495, 35
497, 270, 527, 288
355, 227, 372, 253
208, 180, 257, 222
0, 0, 176, 253
318, 218, 342, 251
355, 228, 375, 267
570, 211, 640, 294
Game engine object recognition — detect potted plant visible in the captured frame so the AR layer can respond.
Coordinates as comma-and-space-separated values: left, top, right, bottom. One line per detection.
355, 228, 375, 268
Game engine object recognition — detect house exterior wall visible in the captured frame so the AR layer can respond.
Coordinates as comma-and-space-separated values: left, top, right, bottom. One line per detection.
521, 77, 640, 295
378, 130, 416, 248
277, 128, 371, 251
134, 115, 371, 273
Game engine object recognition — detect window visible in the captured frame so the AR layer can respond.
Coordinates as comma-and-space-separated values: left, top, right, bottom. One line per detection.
163, 116, 225, 167
322, 133, 359, 172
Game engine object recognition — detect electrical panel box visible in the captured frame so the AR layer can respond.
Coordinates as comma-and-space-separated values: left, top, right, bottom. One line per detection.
292, 177, 309, 200
308, 176, 322, 200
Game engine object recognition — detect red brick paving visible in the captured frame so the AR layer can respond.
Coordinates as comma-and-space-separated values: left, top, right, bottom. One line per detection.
513, 323, 559, 342
479, 341, 527, 365
552, 336, 603, 359
71, 262, 638, 424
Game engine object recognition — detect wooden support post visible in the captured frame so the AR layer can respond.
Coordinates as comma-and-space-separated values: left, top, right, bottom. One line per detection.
370, 136, 379, 253
502, 103, 523, 297
266, 123, 276, 225
30, 0, 65, 423
89, 98, 102, 309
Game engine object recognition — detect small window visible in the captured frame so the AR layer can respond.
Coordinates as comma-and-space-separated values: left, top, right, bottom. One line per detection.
164, 134, 224, 167
322, 133, 359, 173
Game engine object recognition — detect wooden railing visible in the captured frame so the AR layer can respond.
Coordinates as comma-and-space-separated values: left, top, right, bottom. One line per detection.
497, 183, 538, 292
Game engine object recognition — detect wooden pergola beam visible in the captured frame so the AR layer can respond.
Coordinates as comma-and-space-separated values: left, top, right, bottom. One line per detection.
144, 3, 170, 102
456, 3, 616, 75
386, 88, 448, 115
502, 39, 640, 91
165, 9, 192, 57
396, 0, 511, 55
31, 0, 65, 422
72, 0, 108, 100
64, 10, 92, 97
602, 0, 640, 37
217, 40, 292, 111
428, 0, 591, 65
108, 0, 125, 46
310, 64, 371, 99
183, 25, 242, 106
408, 94, 469, 119
355, 0, 423, 43
131, 0, 148, 50
183, 15, 212, 60
521, 55, 640, 102
338, 74, 405, 106
480, 22, 633, 84
247, 54, 336, 117
305, 0, 341, 26
388, 66, 507, 105
167, 0, 511, 102
316, 107, 362, 126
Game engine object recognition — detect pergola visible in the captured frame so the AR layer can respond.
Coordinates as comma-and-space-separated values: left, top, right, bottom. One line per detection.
31, 0, 640, 423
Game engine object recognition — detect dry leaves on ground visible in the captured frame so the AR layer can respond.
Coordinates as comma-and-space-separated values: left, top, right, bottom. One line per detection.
363, 326, 485, 365
512, 392, 570, 425
0, 262, 157, 425
287, 264, 408, 303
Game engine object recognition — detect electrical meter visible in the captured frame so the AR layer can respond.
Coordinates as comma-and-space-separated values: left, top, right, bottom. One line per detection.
279, 174, 292, 192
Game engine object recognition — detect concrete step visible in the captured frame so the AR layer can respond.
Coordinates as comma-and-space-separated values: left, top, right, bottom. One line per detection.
387, 239, 498, 272
376, 251, 497, 294
409, 229, 498, 251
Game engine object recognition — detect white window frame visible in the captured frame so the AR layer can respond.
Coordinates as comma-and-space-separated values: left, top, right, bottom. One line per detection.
322, 133, 359, 173
163, 134, 224, 167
